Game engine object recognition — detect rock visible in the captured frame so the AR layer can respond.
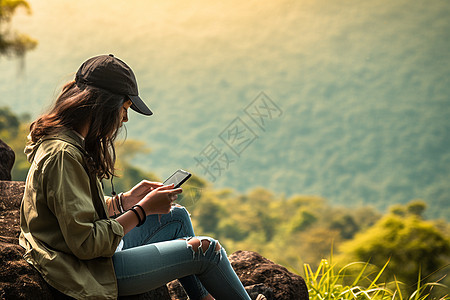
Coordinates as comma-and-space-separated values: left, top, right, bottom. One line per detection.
229, 250, 309, 300
0, 236, 53, 299
0, 181, 24, 239
0, 139, 15, 181
0, 180, 24, 210
0, 181, 57, 299
168, 250, 309, 300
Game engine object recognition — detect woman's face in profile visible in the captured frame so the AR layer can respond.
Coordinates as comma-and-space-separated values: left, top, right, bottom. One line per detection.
121, 100, 133, 126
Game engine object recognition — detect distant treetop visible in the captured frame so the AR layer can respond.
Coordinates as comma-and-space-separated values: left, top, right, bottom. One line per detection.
0, 0, 37, 57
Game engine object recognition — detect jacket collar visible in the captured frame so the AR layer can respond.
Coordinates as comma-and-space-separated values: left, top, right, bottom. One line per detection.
25, 128, 87, 163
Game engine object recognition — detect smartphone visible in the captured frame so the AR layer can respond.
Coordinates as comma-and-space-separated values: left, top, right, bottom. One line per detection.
163, 169, 192, 188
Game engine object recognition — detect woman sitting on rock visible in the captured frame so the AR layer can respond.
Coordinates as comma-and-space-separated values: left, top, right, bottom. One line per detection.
19, 54, 253, 300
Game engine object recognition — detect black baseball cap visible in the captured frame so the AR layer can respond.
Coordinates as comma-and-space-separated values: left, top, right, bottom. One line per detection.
75, 54, 153, 116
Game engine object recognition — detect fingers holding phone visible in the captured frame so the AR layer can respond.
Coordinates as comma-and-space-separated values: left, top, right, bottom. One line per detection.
162, 183, 183, 203
138, 170, 190, 215
138, 184, 182, 215
123, 180, 164, 209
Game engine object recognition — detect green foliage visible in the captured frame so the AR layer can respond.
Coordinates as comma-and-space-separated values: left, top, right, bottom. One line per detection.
288, 208, 318, 233
406, 200, 427, 217
305, 259, 393, 299
0, 106, 19, 133
390, 200, 427, 218
194, 193, 224, 234
0, 106, 30, 180
337, 202, 450, 295
304, 259, 450, 300
0, 0, 37, 57
329, 214, 359, 240
188, 188, 384, 274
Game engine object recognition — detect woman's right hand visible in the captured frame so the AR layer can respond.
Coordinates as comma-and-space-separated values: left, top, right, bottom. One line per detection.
138, 184, 182, 215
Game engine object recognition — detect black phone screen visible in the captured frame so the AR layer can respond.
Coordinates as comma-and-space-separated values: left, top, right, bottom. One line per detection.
163, 169, 191, 188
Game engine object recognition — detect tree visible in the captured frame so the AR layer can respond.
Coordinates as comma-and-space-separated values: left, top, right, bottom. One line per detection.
192, 192, 224, 234
336, 201, 450, 294
288, 208, 317, 233
0, 0, 37, 57
329, 214, 358, 239
0, 106, 20, 134
0, 106, 30, 180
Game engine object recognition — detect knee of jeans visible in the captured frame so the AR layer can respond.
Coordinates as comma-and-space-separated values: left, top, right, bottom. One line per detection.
170, 205, 191, 220
187, 237, 221, 255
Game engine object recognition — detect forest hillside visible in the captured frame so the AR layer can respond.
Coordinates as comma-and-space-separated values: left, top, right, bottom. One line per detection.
1, 109, 449, 298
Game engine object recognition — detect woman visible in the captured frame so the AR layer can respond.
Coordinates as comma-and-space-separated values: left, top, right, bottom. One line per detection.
19, 54, 253, 299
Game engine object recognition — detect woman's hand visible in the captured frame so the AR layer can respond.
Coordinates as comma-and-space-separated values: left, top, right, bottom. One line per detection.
122, 180, 164, 210
116, 184, 182, 234
138, 184, 183, 215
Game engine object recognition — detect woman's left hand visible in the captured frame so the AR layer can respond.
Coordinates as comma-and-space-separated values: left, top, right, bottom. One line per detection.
122, 180, 164, 210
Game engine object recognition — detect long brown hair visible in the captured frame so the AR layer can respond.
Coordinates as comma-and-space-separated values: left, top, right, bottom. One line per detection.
29, 80, 125, 179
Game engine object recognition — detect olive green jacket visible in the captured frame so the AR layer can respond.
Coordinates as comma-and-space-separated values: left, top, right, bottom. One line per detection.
19, 129, 124, 299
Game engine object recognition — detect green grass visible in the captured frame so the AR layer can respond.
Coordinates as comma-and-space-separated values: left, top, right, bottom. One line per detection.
303, 259, 449, 300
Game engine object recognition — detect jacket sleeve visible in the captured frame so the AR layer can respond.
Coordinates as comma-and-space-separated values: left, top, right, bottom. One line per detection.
42, 147, 124, 260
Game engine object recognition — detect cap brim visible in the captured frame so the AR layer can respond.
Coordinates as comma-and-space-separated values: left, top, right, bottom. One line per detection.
129, 95, 153, 116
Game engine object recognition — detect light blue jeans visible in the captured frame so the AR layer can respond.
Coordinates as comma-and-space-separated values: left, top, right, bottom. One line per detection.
112, 206, 251, 300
